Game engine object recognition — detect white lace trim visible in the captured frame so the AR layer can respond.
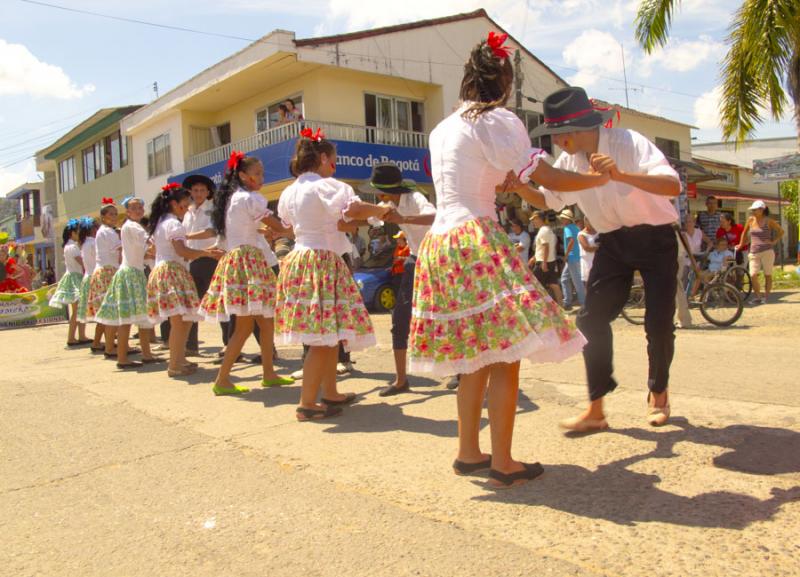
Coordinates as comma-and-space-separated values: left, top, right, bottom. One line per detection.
412, 285, 540, 321
96, 313, 154, 328
201, 304, 275, 322
148, 306, 203, 324
277, 331, 377, 352
408, 327, 586, 377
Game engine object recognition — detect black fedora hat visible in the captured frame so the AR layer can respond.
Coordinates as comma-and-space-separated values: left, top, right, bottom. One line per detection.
530, 87, 616, 138
359, 163, 416, 195
182, 174, 216, 193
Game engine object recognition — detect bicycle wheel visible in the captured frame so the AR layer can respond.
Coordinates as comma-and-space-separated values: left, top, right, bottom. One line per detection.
722, 265, 752, 302
620, 284, 646, 325
699, 282, 743, 326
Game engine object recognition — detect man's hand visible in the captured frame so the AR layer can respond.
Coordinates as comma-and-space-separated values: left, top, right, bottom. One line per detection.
497, 170, 523, 194
589, 154, 621, 179
382, 209, 405, 225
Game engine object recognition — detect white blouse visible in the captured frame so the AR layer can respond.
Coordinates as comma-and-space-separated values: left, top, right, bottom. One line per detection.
428, 104, 545, 235
397, 191, 436, 256
183, 201, 216, 250
257, 235, 279, 268
541, 128, 679, 233
224, 188, 271, 251
153, 214, 188, 268
81, 238, 96, 276
94, 225, 121, 270
63, 240, 83, 274
120, 220, 148, 271
278, 172, 357, 256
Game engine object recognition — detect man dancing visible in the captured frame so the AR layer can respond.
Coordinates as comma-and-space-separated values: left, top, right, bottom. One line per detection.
510, 87, 681, 431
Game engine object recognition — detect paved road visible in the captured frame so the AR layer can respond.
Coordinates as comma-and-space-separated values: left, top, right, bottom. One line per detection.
2, 290, 799, 576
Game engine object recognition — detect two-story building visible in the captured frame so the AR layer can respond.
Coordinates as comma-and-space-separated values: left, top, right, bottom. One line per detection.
35, 105, 141, 274
4, 181, 57, 273
120, 10, 568, 204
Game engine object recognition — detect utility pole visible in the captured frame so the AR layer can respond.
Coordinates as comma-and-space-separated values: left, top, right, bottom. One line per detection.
153, 82, 159, 100
514, 49, 523, 118
620, 42, 630, 108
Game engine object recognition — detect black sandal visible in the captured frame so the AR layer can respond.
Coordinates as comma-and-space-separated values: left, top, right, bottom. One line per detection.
488, 462, 544, 489
452, 456, 492, 476
116, 361, 143, 370
103, 351, 118, 358
321, 393, 357, 406
296, 406, 343, 421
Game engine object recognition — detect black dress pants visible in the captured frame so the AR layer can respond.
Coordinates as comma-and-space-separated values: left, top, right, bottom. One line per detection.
391, 256, 416, 350
576, 224, 677, 401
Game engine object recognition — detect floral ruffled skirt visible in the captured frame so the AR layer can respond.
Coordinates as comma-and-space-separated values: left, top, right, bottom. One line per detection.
49, 271, 83, 306
200, 245, 276, 321
275, 248, 375, 351
95, 266, 152, 327
409, 217, 586, 376
146, 261, 202, 323
76, 275, 91, 323
86, 266, 117, 322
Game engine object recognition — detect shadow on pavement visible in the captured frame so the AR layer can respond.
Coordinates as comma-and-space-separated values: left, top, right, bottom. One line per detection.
474, 418, 800, 529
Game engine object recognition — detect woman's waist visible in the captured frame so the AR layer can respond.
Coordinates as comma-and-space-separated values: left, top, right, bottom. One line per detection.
429, 208, 497, 235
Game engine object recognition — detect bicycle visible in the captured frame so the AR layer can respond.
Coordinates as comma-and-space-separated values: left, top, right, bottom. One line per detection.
719, 249, 752, 302
620, 225, 744, 327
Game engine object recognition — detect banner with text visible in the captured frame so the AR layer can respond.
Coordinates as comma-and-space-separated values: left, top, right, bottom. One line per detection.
0, 284, 68, 330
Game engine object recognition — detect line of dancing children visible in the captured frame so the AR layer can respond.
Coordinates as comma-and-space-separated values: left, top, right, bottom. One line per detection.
51, 31, 683, 489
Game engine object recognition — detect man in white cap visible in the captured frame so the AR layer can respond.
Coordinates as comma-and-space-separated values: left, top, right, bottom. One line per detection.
361, 163, 436, 396
507, 86, 681, 431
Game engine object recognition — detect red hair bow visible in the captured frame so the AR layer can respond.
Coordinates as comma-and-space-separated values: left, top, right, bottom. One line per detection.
101, 197, 114, 205
161, 182, 180, 193
300, 127, 325, 142
227, 150, 245, 171
487, 31, 511, 60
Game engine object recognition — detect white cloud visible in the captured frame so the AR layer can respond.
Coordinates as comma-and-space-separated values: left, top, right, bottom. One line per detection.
562, 30, 627, 87
0, 159, 39, 198
0, 39, 95, 99
694, 86, 722, 130
640, 35, 725, 75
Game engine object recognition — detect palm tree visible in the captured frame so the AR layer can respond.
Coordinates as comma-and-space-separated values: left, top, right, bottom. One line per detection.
635, 0, 800, 146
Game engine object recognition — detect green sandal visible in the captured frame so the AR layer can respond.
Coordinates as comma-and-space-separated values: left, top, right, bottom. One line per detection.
213, 384, 250, 396
261, 375, 295, 387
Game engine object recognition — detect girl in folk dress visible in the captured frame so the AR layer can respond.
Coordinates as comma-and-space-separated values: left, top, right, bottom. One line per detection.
49, 219, 90, 346
275, 133, 390, 421
147, 184, 222, 377
201, 152, 294, 396
95, 197, 163, 369
77, 217, 104, 350
410, 34, 608, 488
86, 200, 122, 357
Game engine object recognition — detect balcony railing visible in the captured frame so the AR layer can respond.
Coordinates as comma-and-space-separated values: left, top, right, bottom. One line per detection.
15, 215, 36, 239
185, 120, 429, 172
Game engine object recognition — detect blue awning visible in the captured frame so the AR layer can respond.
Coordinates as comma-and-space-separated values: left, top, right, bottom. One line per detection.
170, 139, 432, 188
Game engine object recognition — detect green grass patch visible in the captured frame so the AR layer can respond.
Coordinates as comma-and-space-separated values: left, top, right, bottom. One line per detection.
772, 267, 800, 289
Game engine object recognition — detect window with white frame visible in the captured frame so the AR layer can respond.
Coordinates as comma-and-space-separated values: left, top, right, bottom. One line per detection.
364, 93, 424, 132
82, 140, 106, 183
58, 157, 77, 193
146, 133, 172, 179
256, 95, 304, 133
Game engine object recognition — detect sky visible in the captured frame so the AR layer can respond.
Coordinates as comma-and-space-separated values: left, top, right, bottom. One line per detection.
0, 0, 796, 195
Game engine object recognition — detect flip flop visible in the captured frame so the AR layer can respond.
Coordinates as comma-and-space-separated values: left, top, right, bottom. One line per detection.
320, 393, 357, 406
117, 361, 144, 370
261, 375, 295, 387
103, 351, 118, 359
90, 346, 105, 353
168, 366, 196, 377
452, 456, 492, 476
126, 347, 142, 355
488, 462, 544, 489
141, 356, 166, 364
296, 405, 342, 421
77, 339, 93, 345
212, 384, 250, 396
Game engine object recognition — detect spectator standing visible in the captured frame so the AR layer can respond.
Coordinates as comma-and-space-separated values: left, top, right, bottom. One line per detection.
529, 211, 562, 303
558, 209, 585, 310
696, 196, 722, 250
716, 213, 745, 265
577, 217, 599, 287
738, 200, 784, 304
684, 216, 708, 257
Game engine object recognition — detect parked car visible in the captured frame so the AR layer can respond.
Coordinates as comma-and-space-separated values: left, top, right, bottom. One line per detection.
353, 246, 396, 312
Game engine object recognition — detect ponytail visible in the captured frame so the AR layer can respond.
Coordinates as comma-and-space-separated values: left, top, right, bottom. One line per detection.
212, 152, 261, 237
290, 135, 336, 177
148, 183, 191, 237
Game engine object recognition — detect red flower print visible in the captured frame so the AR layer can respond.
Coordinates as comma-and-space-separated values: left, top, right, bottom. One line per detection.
476, 290, 490, 302
490, 253, 502, 267
434, 324, 445, 338
473, 263, 487, 277
467, 335, 478, 348
500, 245, 511, 257
419, 341, 430, 352
460, 248, 472, 260
500, 338, 512, 350
438, 343, 455, 356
